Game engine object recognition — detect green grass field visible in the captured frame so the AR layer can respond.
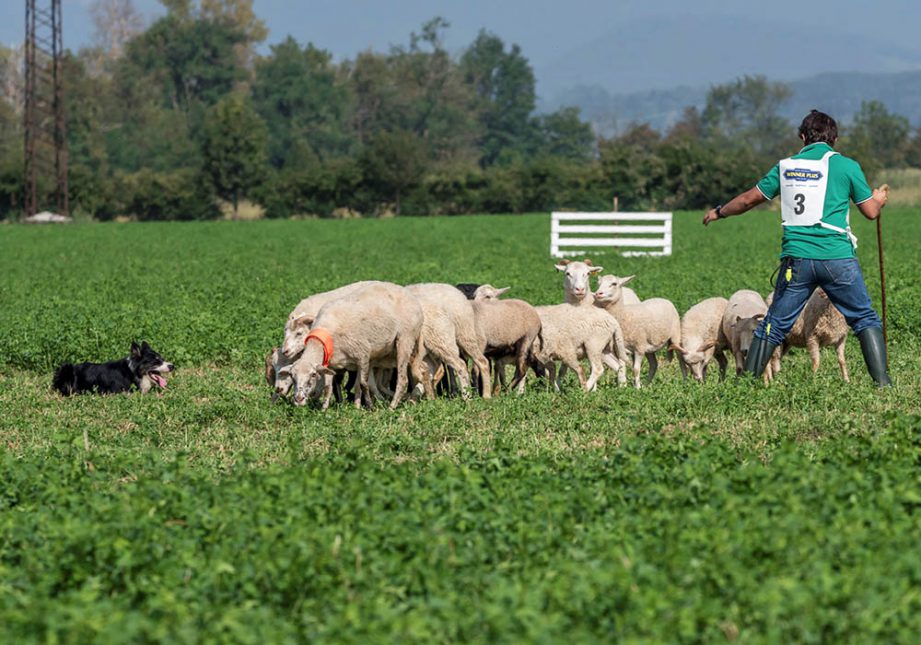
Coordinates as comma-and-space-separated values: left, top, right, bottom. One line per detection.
1, 210, 920, 642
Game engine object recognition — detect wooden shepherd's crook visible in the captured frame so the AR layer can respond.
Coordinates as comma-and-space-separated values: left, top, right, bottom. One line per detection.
876, 184, 889, 348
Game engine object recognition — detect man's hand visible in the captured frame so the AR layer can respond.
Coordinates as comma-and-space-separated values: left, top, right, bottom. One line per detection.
702, 208, 720, 226
874, 183, 890, 207
858, 183, 889, 220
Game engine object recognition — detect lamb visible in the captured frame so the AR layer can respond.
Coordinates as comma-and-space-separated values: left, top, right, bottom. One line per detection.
278, 282, 427, 410
282, 280, 382, 359
672, 297, 730, 382
555, 258, 640, 306
593, 275, 681, 388
721, 289, 769, 376
405, 283, 492, 399
532, 303, 629, 391
766, 288, 850, 382
265, 346, 294, 402
471, 285, 542, 393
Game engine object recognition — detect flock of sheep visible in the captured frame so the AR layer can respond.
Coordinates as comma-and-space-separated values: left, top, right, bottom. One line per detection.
264, 259, 849, 409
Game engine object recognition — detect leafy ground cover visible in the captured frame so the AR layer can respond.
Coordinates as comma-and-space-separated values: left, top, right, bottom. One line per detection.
1, 210, 920, 642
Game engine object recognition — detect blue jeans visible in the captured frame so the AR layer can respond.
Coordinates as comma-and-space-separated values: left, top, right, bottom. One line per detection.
757, 257, 882, 345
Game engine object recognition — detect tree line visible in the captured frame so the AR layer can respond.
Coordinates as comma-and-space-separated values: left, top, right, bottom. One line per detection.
1, 0, 920, 221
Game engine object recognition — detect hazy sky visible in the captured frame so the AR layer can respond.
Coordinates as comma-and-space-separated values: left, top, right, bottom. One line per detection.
4, 0, 921, 97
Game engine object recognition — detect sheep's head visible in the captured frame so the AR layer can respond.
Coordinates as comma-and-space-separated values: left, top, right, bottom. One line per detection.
556, 259, 602, 301
265, 347, 296, 401
672, 341, 717, 382
732, 314, 765, 357
282, 313, 314, 359
593, 274, 634, 304
277, 356, 334, 406
474, 284, 510, 301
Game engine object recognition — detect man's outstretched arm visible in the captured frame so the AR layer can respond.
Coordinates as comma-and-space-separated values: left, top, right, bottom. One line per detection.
702, 187, 768, 226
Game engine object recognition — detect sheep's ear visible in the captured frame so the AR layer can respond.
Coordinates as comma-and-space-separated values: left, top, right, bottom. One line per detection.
583, 258, 593, 265
290, 313, 314, 327
700, 341, 716, 352
495, 287, 511, 296
589, 265, 603, 274
669, 343, 688, 355
277, 365, 292, 377
554, 261, 569, 272
317, 366, 336, 377
754, 313, 765, 321
620, 275, 635, 286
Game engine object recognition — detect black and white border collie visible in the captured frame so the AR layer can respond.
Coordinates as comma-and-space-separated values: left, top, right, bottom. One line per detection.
52, 341, 174, 396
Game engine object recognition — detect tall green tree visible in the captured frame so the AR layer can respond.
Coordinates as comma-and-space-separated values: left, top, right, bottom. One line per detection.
252, 37, 353, 167
460, 30, 537, 166
202, 94, 268, 217
842, 100, 910, 174
534, 107, 594, 160
701, 75, 794, 158
361, 129, 427, 215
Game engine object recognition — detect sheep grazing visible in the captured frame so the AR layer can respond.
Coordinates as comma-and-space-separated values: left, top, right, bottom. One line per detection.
532, 302, 628, 391
265, 346, 294, 402
593, 275, 681, 388
721, 289, 769, 376
282, 280, 382, 359
767, 288, 850, 382
406, 283, 492, 399
278, 282, 427, 410
471, 285, 542, 393
673, 297, 730, 382
556, 258, 641, 306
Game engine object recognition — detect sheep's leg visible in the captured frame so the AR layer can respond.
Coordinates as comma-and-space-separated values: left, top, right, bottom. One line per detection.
472, 355, 491, 399
356, 357, 370, 410
559, 354, 586, 390
321, 376, 334, 411
807, 339, 821, 374
632, 351, 644, 388
401, 334, 427, 409
602, 351, 627, 386
509, 339, 531, 393
715, 351, 728, 382
585, 352, 605, 392
547, 362, 559, 392
645, 352, 659, 383
836, 341, 849, 383
333, 371, 344, 403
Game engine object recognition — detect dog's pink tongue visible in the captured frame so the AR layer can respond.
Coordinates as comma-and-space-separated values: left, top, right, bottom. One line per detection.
151, 373, 167, 388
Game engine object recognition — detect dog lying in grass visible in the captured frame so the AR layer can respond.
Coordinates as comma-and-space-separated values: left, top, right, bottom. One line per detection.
53, 341, 174, 396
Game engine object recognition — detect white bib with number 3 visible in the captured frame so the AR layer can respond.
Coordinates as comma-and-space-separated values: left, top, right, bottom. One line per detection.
779, 150, 837, 226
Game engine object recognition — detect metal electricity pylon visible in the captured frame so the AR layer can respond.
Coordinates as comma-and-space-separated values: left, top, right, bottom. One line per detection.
24, 0, 68, 217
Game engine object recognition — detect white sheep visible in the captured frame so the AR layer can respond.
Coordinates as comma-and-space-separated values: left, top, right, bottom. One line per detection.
556, 258, 641, 306
279, 282, 427, 410
282, 280, 382, 359
472, 285, 542, 394
766, 288, 849, 382
672, 297, 730, 382
406, 283, 492, 399
722, 289, 769, 376
593, 274, 681, 388
532, 303, 628, 391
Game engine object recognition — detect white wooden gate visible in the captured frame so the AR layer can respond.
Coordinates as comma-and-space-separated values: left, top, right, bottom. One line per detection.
550, 212, 673, 257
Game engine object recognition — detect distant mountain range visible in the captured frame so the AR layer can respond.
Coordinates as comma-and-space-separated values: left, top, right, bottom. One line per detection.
534, 12, 921, 134
542, 70, 921, 136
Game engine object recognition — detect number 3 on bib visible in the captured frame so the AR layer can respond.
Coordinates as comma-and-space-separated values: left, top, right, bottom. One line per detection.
780, 150, 837, 226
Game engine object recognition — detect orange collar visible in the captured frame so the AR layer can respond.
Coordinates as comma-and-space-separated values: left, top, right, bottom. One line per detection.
305, 328, 334, 367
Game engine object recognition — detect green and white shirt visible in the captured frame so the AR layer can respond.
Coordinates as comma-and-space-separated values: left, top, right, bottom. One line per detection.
756, 142, 873, 259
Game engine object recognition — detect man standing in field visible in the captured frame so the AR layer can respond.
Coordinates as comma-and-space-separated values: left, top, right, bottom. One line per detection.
702, 109, 892, 386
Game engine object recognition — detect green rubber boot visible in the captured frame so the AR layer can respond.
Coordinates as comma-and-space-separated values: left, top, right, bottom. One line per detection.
857, 327, 892, 387
743, 335, 779, 379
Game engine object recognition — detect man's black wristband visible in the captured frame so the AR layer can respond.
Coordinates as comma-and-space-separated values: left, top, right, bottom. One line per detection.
716, 204, 725, 219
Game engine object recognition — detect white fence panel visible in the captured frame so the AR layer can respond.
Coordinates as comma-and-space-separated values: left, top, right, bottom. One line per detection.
550, 212, 672, 257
